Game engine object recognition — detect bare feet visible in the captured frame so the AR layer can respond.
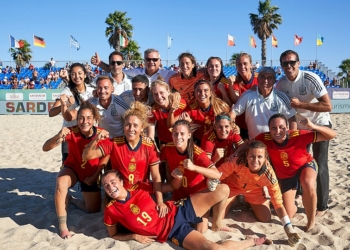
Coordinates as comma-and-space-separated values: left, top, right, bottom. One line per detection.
211, 225, 236, 232
246, 236, 273, 245
316, 209, 328, 217
60, 229, 73, 239
305, 220, 315, 232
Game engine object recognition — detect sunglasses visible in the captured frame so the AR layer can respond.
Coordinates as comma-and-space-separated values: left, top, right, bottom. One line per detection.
281, 60, 297, 67
145, 58, 159, 62
110, 60, 123, 66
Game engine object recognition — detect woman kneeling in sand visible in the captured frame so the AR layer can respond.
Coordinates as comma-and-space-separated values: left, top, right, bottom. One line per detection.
101, 169, 271, 249
219, 140, 301, 246
43, 102, 108, 238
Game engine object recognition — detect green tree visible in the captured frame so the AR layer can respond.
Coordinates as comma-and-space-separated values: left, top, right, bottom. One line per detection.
9, 40, 32, 67
338, 58, 350, 87
230, 53, 240, 65
249, 0, 282, 66
105, 11, 133, 52
121, 40, 142, 61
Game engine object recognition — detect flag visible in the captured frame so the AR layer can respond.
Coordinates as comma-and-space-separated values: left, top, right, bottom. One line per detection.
167, 34, 173, 49
33, 35, 46, 47
10, 35, 23, 48
70, 35, 80, 50
317, 34, 324, 46
227, 34, 235, 46
272, 35, 278, 48
294, 34, 303, 46
250, 35, 257, 48
119, 33, 128, 47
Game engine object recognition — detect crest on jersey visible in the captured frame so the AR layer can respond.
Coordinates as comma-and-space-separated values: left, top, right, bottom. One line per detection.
280, 152, 288, 161
111, 104, 118, 116
130, 204, 140, 215
129, 157, 136, 172
299, 85, 307, 95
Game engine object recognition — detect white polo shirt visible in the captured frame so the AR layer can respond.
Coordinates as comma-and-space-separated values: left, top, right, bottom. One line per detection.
233, 88, 297, 139
89, 95, 129, 138
93, 72, 132, 95
124, 68, 176, 84
276, 70, 331, 127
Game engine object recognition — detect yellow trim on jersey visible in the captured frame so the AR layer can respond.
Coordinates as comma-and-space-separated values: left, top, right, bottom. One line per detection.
164, 142, 175, 147
220, 77, 230, 85
72, 126, 79, 134
178, 102, 186, 109
262, 133, 273, 140
106, 199, 116, 208
194, 145, 204, 155
141, 137, 154, 147
189, 101, 199, 110
207, 131, 217, 142
114, 137, 125, 144
289, 130, 301, 138
128, 183, 139, 192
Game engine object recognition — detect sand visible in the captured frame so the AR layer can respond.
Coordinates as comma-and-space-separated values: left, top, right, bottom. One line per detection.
0, 114, 350, 250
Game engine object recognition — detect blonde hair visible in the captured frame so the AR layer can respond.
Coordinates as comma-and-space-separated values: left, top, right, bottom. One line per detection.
123, 101, 153, 130
150, 76, 177, 109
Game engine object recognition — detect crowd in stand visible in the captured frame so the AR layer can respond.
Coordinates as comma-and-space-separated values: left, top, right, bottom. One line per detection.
38, 48, 337, 249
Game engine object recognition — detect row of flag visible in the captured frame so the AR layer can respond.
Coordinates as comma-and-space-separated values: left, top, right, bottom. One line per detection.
228, 34, 324, 48
10, 35, 82, 50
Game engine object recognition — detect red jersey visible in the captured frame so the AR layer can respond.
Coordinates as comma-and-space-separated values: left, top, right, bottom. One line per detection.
104, 182, 178, 243
185, 101, 215, 141
255, 130, 317, 179
211, 75, 231, 100
149, 98, 187, 143
201, 130, 243, 167
99, 136, 160, 189
160, 143, 213, 200
219, 157, 283, 209
169, 71, 205, 104
233, 75, 258, 130
64, 126, 102, 181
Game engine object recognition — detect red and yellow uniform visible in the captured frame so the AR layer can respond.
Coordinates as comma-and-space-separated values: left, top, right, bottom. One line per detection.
201, 130, 243, 167
149, 98, 187, 144
219, 157, 283, 208
169, 71, 205, 104
161, 143, 213, 200
99, 136, 160, 189
255, 130, 317, 179
233, 75, 258, 130
185, 101, 215, 141
104, 182, 178, 243
205, 75, 231, 100
64, 126, 102, 181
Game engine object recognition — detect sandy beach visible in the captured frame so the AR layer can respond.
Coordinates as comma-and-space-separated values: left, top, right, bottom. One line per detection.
1, 114, 350, 250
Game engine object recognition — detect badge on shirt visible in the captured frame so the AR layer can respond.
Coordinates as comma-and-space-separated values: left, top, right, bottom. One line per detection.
111, 104, 118, 116
130, 204, 140, 215
299, 85, 307, 95
270, 101, 278, 112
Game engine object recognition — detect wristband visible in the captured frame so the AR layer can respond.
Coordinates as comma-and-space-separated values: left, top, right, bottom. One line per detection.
281, 215, 291, 227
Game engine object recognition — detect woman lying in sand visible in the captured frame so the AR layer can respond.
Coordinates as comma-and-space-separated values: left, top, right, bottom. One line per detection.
43, 102, 107, 239
219, 140, 301, 246
101, 169, 271, 250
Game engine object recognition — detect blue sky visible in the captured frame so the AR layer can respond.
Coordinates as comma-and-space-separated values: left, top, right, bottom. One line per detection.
1, 0, 349, 74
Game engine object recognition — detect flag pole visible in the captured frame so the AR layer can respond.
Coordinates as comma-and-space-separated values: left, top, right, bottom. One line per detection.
249, 36, 251, 55
226, 34, 228, 65
316, 33, 318, 62
69, 35, 71, 64
32, 34, 35, 66
167, 34, 169, 67
271, 36, 273, 66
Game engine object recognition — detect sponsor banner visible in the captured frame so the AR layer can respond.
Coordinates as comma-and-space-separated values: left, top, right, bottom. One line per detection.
6, 92, 24, 100
0, 101, 56, 114
327, 88, 350, 100
29, 93, 47, 100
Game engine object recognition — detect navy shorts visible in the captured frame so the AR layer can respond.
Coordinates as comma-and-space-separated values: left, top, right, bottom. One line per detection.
279, 160, 317, 193
168, 198, 203, 247
63, 166, 100, 193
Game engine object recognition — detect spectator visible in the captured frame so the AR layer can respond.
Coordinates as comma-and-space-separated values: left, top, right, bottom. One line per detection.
65, 62, 70, 70
19, 77, 25, 86
32, 69, 39, 82
313, 61, 317, 70
9, 66, 16, 73
254, 61, 260, 70
16, 65, 21, 74
29, 63, 34, 70
50, 58, 56, 69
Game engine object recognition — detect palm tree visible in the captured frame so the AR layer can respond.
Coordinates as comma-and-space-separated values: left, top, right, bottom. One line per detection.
121, 40, 142, 61
9, 40, 32, 67
230, 53, 240, 65
105, 11, 133, 52
338, 58, 350, 87
249, 0, 282, 66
